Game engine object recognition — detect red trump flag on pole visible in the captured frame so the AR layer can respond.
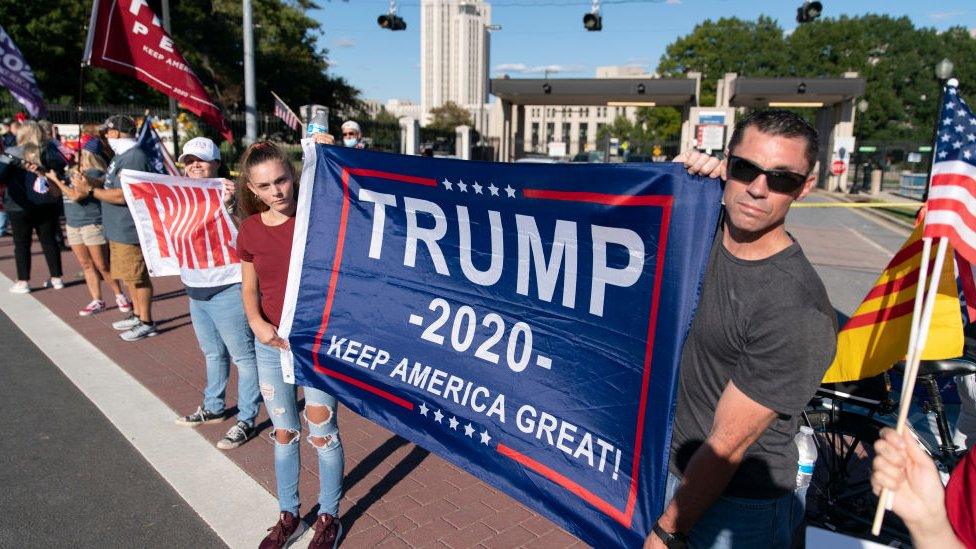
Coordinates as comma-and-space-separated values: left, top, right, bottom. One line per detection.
83, 0, 233, 141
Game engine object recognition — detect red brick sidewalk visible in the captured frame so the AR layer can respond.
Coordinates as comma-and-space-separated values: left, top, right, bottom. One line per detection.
0, 236, 583, 548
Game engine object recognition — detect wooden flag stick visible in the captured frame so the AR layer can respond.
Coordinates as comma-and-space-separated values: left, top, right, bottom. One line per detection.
871, 237, 948, 535
901, 237, 932, 404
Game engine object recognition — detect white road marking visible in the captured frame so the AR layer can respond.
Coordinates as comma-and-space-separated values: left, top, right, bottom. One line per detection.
0, 269, 318, 548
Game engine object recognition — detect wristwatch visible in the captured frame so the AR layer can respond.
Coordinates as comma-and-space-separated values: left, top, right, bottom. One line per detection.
653, 522, 688, 549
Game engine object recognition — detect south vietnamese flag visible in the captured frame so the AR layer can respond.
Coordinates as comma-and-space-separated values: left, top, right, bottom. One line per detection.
823, 211, 964, 383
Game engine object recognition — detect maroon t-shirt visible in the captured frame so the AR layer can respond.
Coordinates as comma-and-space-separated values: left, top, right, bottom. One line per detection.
236, 214, 295, 327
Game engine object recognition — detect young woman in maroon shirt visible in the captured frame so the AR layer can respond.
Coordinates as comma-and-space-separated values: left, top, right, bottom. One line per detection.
236, 140, 344, 549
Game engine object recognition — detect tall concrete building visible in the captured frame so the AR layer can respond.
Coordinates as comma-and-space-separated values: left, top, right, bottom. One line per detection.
420, 0, 492, 126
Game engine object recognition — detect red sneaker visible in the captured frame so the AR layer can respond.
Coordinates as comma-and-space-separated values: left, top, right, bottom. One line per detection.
115, 294, 132, 313
308, 514, 342, 549
259, 512, 305, 549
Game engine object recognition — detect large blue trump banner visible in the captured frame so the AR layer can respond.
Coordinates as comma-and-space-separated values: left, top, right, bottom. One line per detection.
278, 142, 723, 547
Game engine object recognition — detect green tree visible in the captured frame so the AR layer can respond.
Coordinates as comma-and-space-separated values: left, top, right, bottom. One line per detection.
786, 15, 976, 142
427, 101, 472, 132
655, 14, 976, 143
0, 0, 359, 117
657, 16, 789, 106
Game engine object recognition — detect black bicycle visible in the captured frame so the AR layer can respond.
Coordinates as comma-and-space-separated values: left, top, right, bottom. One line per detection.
802, 357, 976, 544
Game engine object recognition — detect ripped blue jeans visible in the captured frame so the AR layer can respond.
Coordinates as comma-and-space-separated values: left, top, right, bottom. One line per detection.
255, 340, 344, 517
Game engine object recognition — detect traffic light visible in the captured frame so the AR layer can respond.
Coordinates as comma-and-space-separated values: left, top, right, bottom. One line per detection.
796, 1, 822, 24
583, 0, 601, 31
378, 12, 406, 30
583, 12, 602, 31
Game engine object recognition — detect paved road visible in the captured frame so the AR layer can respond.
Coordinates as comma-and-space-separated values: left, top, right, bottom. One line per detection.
0, 309, 225, 549
789, 193, 913, 320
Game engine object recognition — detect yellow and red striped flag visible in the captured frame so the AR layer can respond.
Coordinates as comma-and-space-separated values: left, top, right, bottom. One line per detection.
823, 214, 964, 383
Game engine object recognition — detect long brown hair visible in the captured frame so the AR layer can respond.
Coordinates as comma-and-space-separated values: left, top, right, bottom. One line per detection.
236, 141, 298, 217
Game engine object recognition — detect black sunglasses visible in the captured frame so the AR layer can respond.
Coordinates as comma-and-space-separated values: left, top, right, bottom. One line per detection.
727, 155, 808, 194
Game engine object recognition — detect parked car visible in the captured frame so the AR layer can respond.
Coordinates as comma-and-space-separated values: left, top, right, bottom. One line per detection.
625, 154, 655, 163
570, 150, 605, 163
515, 155, 561, 163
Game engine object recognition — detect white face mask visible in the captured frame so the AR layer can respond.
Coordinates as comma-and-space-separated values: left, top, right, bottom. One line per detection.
107, 137, 137, 155
343, 138, 359, 147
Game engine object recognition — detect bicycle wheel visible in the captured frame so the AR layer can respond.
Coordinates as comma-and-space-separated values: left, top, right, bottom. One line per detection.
803, 410, 911, 545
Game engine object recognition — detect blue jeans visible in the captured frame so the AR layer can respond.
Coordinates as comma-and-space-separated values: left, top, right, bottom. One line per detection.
255, 340, 344, 516
188, 284, 260, 426
663, 472, 806, 548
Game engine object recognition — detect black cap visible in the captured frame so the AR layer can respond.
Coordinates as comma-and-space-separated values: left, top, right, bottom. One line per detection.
101, 115, 137, 135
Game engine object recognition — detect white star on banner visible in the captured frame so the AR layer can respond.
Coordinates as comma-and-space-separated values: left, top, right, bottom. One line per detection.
945, 117, 954, 125
942, 133, 951, 142
442, 178, 453, 190
464, 423, 475, 437
458, 180, 468, 193
419, 402, 429, 416
960, 109, 969, 117
970, 117, 976, 126
433, 409, 444, 423
480, 430, 492, 445
939, 150, 949, 159
472, 181, 483, 194
968, 134, 976, 142
965, 150, 973, 160
954, 141, 963, 149
949, 88, 958, 95
957, 125, 966, 133
488, 183, 499, 196
448, 416, 459, 430
504, 185, 516, 198
947, 102, 956, 109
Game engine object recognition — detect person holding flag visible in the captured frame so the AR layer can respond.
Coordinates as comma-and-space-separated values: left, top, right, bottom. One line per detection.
646, 110, 837, 549
172, 137, 263, 451
235, 139, 344, 549
871, 427, 974, 548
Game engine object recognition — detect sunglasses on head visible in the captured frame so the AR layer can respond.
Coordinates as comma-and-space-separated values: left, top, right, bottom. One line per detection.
727, 155, 808, 194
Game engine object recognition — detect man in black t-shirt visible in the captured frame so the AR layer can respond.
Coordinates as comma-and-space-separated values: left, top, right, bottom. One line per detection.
645, 111, 837, 549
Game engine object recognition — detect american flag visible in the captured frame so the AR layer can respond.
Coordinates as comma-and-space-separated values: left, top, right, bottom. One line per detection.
136, 116, 179, 176
924, 83, 976, 322
272, 91, 301, 132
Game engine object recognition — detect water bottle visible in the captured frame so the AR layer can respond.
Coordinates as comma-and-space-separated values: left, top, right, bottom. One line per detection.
306, 110, 329, 137
795, 426, 817, 489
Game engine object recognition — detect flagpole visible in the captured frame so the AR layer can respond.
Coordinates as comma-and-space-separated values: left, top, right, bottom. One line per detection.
871, 236, 949, 535
161, 0, 180, 154
901, 236, 932, 404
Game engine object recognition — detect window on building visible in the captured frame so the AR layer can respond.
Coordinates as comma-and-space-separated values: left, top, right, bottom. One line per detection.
546, 122, 555, 143
531, 123, 540, 151
562, 122, 571, 147
578, 123, 588, 154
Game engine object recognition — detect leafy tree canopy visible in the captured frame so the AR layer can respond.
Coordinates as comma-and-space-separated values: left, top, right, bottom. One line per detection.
656, 14, 976, 142
0, 0, 360, 116
428, 101, 473, 132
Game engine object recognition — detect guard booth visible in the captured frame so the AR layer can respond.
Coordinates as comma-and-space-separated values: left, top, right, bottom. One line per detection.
713, 73, 867, 190
489, 75, 701, 162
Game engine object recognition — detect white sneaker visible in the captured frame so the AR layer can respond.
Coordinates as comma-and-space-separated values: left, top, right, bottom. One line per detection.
47, 277, 65, 290
8, 281, 29, 294
112, 315, 143, 331
115, 294, 133, 313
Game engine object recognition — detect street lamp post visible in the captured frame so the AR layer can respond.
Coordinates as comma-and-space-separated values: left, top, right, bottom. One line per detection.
922, 58, 954, 201
243, 0, 258, 145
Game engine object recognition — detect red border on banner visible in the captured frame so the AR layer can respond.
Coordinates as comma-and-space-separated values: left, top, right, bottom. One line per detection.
309, 170, 672, 528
